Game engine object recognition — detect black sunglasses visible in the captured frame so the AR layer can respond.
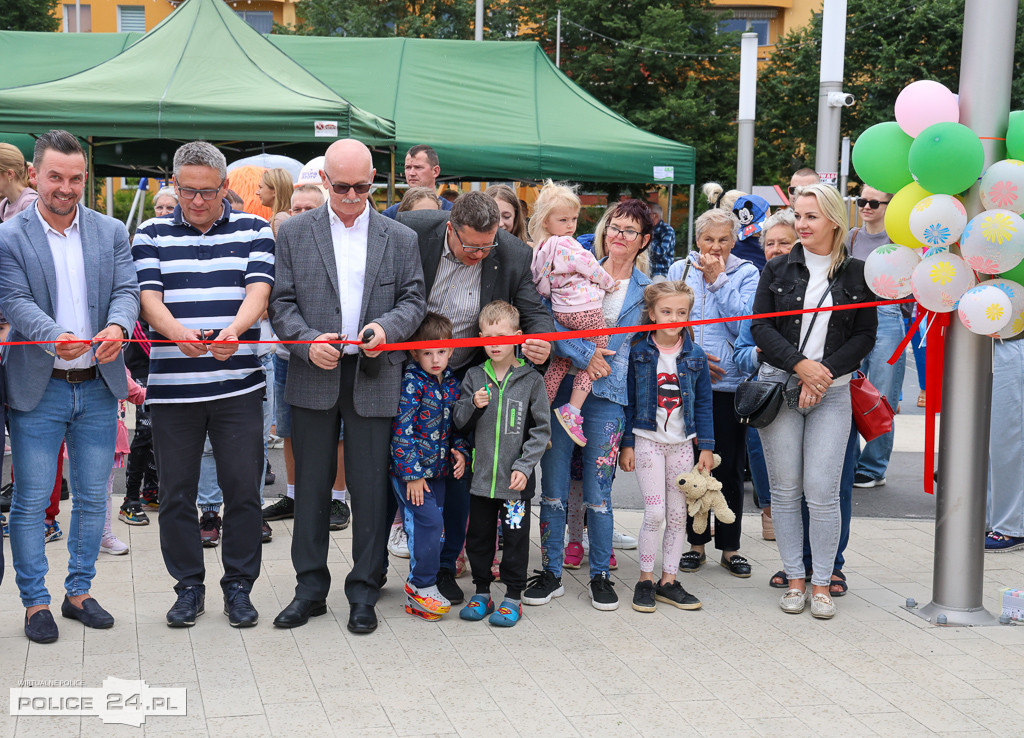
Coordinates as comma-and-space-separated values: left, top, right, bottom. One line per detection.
856, 198, 891, 209
323, 172, 372, 195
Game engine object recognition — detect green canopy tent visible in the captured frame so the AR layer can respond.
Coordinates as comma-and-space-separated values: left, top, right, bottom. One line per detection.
0, 0, 394, 178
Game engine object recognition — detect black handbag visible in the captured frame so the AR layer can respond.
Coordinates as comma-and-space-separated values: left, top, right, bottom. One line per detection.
733, 272, 839, 428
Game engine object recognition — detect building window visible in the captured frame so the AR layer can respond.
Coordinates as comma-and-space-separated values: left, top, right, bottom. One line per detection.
117, 5, 146, 32
717, 18, 769, 46
62, 4, 92, 32
236, 11, 273, 34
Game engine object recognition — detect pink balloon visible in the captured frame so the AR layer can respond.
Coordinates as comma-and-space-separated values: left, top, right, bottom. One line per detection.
895, 80, 960, 138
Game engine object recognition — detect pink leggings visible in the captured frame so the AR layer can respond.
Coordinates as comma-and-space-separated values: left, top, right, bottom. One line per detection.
543, 308, 609, 402
635, 437, 694, 575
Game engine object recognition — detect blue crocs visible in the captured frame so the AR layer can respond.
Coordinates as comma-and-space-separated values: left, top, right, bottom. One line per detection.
488, 599, 522, 628
459, 595, 494, 622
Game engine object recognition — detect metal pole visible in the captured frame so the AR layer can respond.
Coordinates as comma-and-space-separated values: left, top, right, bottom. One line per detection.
475, 0, 483, 41
736, 32, 757, 193
75, 0, 81, 32
555, 10, 561, 68
687, 184, 695, 254
840, 136, 850, 195
911, 0, 1016, 628
105, 177, 114, 216
388, 147, 395, 207
666, 184, 673, 230
814, 0, 846, 187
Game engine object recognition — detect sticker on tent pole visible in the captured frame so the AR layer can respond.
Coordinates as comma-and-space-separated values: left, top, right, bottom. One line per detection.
314, 121, 339, 138
653, 166, 674, 181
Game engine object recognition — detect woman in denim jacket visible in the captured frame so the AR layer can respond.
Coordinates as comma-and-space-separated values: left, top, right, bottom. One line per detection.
750, 184, 876, 620
524, 200, 654, 612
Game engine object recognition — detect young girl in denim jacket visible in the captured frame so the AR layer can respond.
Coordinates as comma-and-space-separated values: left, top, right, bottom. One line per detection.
620, 281, 715, 613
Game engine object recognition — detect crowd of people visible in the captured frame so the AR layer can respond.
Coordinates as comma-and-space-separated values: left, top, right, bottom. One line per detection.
0, 132, 1020, 645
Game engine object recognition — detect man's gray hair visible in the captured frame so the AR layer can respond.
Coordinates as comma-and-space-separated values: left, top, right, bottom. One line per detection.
449, 191, 500, 232
172, 141, 227, 180
649, 202, 663, 217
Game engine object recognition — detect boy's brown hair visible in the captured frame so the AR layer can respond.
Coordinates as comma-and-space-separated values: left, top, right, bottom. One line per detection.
412, 312, 454, 343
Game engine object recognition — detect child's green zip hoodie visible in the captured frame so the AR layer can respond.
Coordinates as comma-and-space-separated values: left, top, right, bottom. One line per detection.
453, 358, 551, 500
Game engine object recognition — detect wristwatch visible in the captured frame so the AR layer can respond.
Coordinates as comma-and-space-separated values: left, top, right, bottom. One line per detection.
107, 323, 130, 345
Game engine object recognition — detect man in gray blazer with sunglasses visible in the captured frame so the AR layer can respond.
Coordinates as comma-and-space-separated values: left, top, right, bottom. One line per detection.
269, 139, 425, 634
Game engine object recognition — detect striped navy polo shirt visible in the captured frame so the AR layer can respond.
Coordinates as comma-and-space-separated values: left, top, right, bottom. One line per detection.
132, 202, 275, 404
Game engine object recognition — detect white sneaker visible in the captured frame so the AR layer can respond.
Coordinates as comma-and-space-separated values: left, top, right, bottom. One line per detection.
267, 435, 284, 449
611, 530, 638, 550
100, 533, 129, 555
387, 524, 410, 558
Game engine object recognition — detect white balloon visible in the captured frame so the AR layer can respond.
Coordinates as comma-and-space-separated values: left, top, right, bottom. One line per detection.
864, 244, 921, 298
980, 159, 1024, 214
986, 278, 1024, 338
911, 252, 976, 313
960, 209, 1024, 274
957, 284, 1012, 334
908, 194, 968, 247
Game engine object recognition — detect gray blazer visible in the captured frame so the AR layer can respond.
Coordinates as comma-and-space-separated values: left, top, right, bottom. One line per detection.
269, 204, 426, 416
0, 203, 140, 411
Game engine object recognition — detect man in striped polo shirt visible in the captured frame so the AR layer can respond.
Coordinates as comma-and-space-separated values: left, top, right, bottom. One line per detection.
132, 141, 274, 629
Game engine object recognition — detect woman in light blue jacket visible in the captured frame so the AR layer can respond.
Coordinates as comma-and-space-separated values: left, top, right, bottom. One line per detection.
666, 208, 759, 576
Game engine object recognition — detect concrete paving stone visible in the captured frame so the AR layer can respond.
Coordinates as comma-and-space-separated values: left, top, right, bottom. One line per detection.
445, 710, 520, 738
13, 715, 81, 738
947, 697, 1024, 733
568, 712, 640, 736
379, 693, 455, 736
318, 688, 392, 731
854, 711, 933, 737
745, 716, 814, 737
868, 682, 983, 733
136, 682, 204, 734
264, 700, 334, 737
205, 714, 274, 737
794, 703, 881, 735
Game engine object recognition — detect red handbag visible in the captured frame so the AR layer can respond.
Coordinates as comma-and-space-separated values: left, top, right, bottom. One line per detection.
849, 371, 895, 442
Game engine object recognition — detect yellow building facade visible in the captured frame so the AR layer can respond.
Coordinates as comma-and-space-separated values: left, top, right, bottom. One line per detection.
710, 0, 823, 49
57, 0, 298, 34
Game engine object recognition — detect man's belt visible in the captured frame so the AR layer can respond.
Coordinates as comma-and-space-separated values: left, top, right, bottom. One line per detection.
51, 366, 98, 383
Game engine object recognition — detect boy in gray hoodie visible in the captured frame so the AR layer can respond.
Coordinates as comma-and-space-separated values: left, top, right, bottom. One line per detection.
454, 301, 551, 627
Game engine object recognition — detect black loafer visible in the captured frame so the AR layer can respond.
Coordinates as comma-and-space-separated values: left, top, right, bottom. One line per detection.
273, 598, 327, 628
678, 551, 707, 572
25, 609, 59, 643
721, 554, 752, 578
347, 602, 377, 634
60, 596, 114, 629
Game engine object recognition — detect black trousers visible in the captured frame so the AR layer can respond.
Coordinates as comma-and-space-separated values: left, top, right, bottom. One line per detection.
687, 391, 746, 551
291, 357, 391, 605
125, 378, 158, 501
466, 494, 531, 600
151, 390, 264, 592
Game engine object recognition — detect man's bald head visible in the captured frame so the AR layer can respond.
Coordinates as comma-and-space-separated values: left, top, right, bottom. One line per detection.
320, 139, 376, 224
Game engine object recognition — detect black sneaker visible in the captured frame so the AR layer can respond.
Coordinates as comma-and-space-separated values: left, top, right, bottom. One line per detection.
261, 520, 273, 543
199, 510, 221, 548
435, 567, 465, 605
167, 586, 205, 628
329, 500, 351, 531
853, 473, 885, 488
223, 583, 258, 627
522, 569, 565, 606
632, 580, 656, 613
262, 496, 295, 521
655, 580, 702, 610
589, 572, 619, 611
60, 478, 70, 500
0, 482, 12, 512
264, 463, 276, 486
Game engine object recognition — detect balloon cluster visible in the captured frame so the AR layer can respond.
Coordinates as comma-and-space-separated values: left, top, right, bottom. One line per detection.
852, 79, 1024, 338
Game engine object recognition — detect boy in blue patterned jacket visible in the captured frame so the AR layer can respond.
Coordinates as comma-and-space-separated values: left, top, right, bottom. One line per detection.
391, 313, 470, 621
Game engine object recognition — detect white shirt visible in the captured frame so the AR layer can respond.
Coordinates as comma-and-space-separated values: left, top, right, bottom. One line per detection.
799, 250, 833, 364
329, 203, 370, 355
36, 204, 93, 370
634, 339, 694, 445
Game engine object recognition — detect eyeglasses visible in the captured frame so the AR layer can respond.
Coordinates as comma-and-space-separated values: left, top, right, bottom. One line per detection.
450, 224, 495, 253
176, 180, 225, 201
323, 172, 373, 195
856, 198, 891, 209
606, 225, 641, 242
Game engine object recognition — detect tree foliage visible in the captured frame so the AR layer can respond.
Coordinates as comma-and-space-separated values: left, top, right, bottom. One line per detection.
0, 0, 60, 32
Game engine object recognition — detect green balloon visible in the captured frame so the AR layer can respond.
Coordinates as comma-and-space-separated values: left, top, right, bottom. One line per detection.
1007, 110, 1024, 160
852, 122, 915, 193
999, 258, 1024, 284
908, 122, 984, 195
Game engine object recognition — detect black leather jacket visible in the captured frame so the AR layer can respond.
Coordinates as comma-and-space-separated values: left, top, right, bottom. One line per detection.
750, 243, 877, 377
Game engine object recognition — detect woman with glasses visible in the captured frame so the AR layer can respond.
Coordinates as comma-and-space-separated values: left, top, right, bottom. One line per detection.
151, 188, 178, 218
666, 207, 760, 578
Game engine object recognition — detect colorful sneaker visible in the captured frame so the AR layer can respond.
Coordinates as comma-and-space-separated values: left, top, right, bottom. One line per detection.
491, 555, 501, 581
522, 570, 565, 606
405, 597, 442, 621
563, 542, 584, 569
387, 524, 410, 558
140, 489, 159, 510
459, 594, 495, 621
199, 511, 221, 548
455, 549, 468, 578
404, 582, 451, 615
610, 553, 618, 570
44, 520, 63, 543
488, 599, 522, 627
985, 531, 1024, 552
119, 501, 149, 526
100, 532, 129, 556
555, 404, 587, 446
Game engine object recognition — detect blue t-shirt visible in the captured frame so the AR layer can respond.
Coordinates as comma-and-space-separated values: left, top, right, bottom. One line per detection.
381, 196, 453, 219
132, 202, 275, 403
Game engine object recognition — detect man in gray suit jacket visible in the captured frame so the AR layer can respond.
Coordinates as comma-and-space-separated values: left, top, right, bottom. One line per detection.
0, 130, 139, 643
269, 139, 425, 633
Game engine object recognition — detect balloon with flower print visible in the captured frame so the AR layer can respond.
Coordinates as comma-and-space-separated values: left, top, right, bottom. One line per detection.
864, 244, 920, 299
979, 159, 1024, 214
908, 195, 968, 248
959, 209, 1024, 274
984, 278, 1024, 338
910, 252, 976, 313
957, 284, 1013, 335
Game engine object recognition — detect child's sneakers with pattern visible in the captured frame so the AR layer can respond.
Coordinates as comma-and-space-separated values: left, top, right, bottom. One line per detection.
555, 404, 587, 446
564, 541, 584, 569
459, 594, 495, 621
405, 582, 451, 615
488, 599, 522, 627
119, 501, 149, 526
405, 598, 443, 621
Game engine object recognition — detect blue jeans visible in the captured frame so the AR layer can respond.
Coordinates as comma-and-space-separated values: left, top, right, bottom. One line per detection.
855, 305, 907, 481
391, 475, 446, 587
748, 429, 770, 508
8, 377, 116, 606
540, 376, 623, 578
987, 340, 1024, 537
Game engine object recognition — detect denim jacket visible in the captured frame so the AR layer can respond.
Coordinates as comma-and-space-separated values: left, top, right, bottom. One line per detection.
733, 296, 760, 377
622, 332, 715, 451
549, 264, 651, 407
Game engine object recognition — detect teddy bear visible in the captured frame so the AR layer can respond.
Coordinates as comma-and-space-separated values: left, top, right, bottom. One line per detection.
676, 453, 735, 535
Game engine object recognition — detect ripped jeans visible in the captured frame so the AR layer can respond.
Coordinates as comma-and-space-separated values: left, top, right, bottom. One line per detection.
540, 376, 624, 578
